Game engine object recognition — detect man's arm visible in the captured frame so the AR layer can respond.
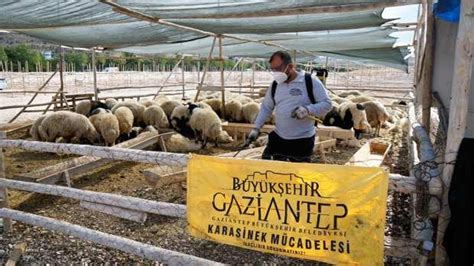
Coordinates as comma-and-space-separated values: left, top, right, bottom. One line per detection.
306, 78, 332, 117
253, 84, 275, 129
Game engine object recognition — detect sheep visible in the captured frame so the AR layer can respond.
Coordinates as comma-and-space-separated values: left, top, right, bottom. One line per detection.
330, 95, 349, 105
38, 111, 100, 144
242, 102, 260, 123
143, 105, 169, 129
111, 101, 145, 126
89, 109, 120, 146
388, 117, 409, 134
164, 133, 201, 153
217, 130, 233, 144
338, 102, 371, 138
30, 115, 47, 141
350, 95, 376, 104
189, 108, 224, 148
225, 100, 243, 122
75, 100, 109, 117
139, 99, 160, 108
154, 95, 169, 105
170, 104, 194, 137
196, 101, 213, 110
105, 98, 118, 109
114, 106, 134, 137
360, 100, 390, 137
203, 98, 223, 117
160, 100, 181, 120
324, 103, 370, 139
338, 91, 362, 98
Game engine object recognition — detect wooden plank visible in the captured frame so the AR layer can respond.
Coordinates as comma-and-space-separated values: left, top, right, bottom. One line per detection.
345, 141, 391, 167
0, 131, 12, 233
80, 200, 147, 223
14, 131, 165, 184
143, 147, 266, 187
5, 242, 27, 266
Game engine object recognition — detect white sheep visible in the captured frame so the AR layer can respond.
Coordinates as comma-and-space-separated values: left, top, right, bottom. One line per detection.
217, 130, 233, 143
225, 100, 243, 122
105, 98, 118, 109
189, 108, 224, 148
164, 133, 201, 153
38, 111, 100, 144
111, 101, 145, 126
350, 95, 376, 104
242, 102, 260, 123
339, 91, 362, 98
389, 117, 409, 134
203, 98, 223, 117
361, 100, 390, 137
114, 106, 134, 137
143, 105, 169, 129
139, 99, 159, 108
160, 100, 181, 120
30, 115, 47, 141
330, 94, 349, 105
89, 110, 120, 146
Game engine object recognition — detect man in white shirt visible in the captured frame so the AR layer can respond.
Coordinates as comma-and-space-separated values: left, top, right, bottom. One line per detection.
247, 51, 332, 162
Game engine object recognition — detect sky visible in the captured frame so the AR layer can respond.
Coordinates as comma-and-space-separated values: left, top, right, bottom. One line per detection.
383, 4, 420, 47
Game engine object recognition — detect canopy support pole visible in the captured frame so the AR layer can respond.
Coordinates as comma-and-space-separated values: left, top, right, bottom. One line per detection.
219, 36, 226, 117
59, 45, 65, 109
194, 37, 217, 102
420, 0, 435, 131
92, 48, 99, 101
153, 55, 184, 99
435, 0, 474, 264
181, 56, 185, 99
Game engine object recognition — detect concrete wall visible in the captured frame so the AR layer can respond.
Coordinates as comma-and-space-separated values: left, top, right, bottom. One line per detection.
431, 19, 474, 137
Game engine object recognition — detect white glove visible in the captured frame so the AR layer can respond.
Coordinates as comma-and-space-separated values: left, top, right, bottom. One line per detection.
292, 106, 309, 119
246, 128, 260, 145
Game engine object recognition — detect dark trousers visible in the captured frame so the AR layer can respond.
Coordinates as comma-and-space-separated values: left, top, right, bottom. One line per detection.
262, 131, 315, 163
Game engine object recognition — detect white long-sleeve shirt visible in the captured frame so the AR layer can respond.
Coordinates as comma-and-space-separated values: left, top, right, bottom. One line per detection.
254, 71, 332, 139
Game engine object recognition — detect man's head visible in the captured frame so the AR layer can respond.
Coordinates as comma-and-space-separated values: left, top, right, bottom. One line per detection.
269, 51, 296, 83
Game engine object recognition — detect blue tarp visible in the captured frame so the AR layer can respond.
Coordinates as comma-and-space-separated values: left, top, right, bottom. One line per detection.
434, 0, 460, 22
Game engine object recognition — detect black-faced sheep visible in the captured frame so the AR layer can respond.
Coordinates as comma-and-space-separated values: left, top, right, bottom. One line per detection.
89, 109, 120, 146
143, 105, 169, 129
75, 100, 109, 117
30, 115, 47, 141
38, 111, 100, 144
189, 108, 224, 148
170, 104, 194, 137
323, 102, 370, 139
360, 100, 390, 137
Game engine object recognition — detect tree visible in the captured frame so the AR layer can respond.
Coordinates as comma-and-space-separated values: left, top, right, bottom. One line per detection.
4, 44, 42, 71
0, 46, 7, 62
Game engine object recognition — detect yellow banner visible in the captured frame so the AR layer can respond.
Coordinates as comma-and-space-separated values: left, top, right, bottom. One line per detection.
187, 155, 388, 265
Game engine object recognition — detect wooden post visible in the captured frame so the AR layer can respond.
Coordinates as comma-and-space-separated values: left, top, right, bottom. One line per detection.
59, 46, 65, 108
251, 61, 256, 87
421, 0, 435, 131
194, 36, 217, 102
153, 55, 184, 99
92, 48, 99, 101
0, 131, 12, 233
435, 1, 474, 264
181, 56, 185, 99
8, 70, 58, 123
219, 36, 226, 117
197, 55, 201, 82
292, 50, 297, 66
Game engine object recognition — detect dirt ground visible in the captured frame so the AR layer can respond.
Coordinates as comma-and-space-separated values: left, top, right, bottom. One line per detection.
0, 122, 412, 264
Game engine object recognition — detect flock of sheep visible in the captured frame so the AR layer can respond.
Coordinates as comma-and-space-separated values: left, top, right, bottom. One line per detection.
28, 88, 408, 154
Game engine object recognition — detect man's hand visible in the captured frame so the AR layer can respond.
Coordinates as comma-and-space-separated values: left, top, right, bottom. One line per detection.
245, 128, 260, 146
291, 106, 309, 119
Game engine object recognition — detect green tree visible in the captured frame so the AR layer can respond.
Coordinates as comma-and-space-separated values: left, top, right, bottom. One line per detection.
0, 46, 7, 62
5, 44, 42, 71
65, 51, 89, 71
